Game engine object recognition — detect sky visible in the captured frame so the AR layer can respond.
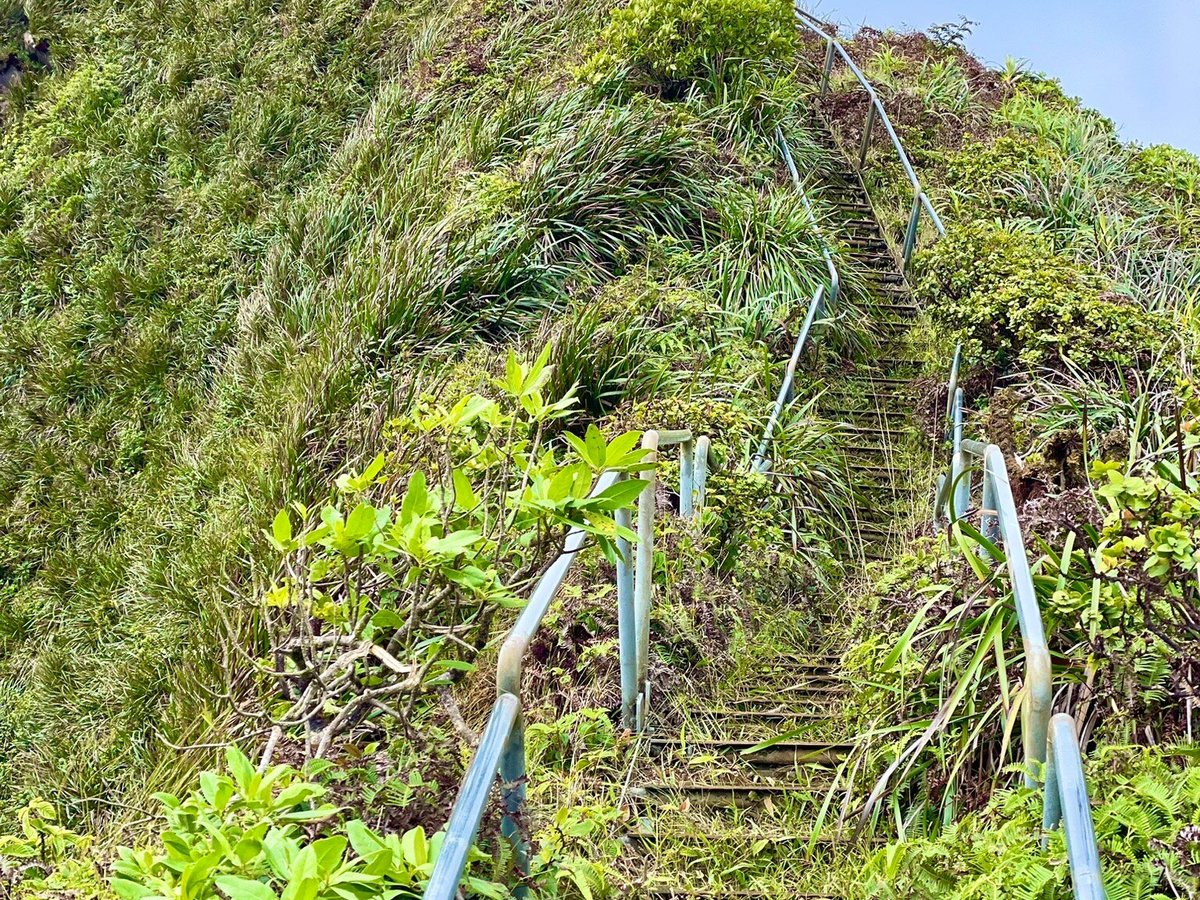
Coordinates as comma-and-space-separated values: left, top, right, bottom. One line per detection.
808, 0, 1200, 153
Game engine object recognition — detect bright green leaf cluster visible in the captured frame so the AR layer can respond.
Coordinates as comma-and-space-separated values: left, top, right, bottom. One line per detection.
916, 222, 1171, 368
110, 746, 504, 900
582, 0, 795, 84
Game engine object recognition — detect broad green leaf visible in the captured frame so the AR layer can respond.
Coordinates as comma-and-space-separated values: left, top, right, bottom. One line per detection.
451, 470, 478, 511
370, 609, 404, 630
425, 530, 480, 557
262, 829, 297, 880
400, 827, 428, 867
345, 820, 387, 860
215, 876, 279, 900
589, 478, 649, 511
584, 424, 606, 467
503, 350, 522, 396
271, 510, 292, 547
225, 745, 256, 792
400, 472, 428, 523
311, 836, 347, 876
562, 431, 591, 465
344, 503, 378, 542
111, 878, 159, 900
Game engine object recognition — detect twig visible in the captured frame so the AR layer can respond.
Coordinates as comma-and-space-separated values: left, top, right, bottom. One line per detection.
439, 687, 478, 748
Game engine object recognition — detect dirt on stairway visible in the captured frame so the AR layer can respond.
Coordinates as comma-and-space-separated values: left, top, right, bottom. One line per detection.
617, 120, 930, 898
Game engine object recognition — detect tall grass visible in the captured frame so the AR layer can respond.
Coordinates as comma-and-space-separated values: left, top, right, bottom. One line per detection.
0, 0, 868, 828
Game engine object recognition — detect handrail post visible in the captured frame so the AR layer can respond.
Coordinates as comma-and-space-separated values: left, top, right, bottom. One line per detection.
498, 707, 528, 874
635, 431, 660, 731
902, 193, 921, 271
858, 102, 877, 171
950, 388, 967, 520
821, 36, 834, 96
693, 436, 710, 517
981, 467, 999, 542
679, 437, 695, 517
615, 484, 637, 731
1042, 715, 1106, 899
945, 342, 962, 433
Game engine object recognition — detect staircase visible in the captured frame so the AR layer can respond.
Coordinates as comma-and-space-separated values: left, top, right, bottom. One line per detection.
622, 122, 925, 898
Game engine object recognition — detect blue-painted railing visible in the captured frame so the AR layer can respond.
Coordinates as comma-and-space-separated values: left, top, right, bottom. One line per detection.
752, 127, 840, 474
1044, 714, 1106, 900
423, 433, 709, 899
427, 12, 1107, 900
794, 5, 946, 269
935, 353, 1104, 899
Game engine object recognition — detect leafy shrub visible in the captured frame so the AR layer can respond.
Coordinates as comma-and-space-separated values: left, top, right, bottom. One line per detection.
915, 222, 1170, 368
583, 0, 795, 84
110, 745, 504, 900
1129, 144, 1200, 203
258, 349, 649, 756
944, 135, 1049, 215
0, 798, 106, 898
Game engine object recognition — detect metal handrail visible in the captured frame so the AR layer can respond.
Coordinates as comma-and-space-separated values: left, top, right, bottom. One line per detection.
793, 5, 946, 270
778, 125, 840, 311
752, 129, 841, 472
1043, 714, 1106, 900
935, 360, 1104, 897
423, 433, 710, 899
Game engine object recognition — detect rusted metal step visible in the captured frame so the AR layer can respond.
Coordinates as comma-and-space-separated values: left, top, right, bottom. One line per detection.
752, 658, 841, 673
854, 254, 897, 270
832, 206, 873, 219
823, 409, 910, 424
631, 780, 834, 807
844, 237, 888, 250
646, 737, 853, 766
725, 692, 849, 713
693, 708, 829, 725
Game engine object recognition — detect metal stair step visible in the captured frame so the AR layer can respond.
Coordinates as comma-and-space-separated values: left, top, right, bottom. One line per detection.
646, 737, 853, 766
692, 708, 831, 725
631, 780, 833, 805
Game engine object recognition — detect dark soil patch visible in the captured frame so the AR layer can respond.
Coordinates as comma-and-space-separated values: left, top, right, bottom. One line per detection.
812, 27, 1014, 166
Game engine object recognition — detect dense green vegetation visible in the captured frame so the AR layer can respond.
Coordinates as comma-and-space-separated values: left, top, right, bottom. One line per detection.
0, 0, 867, 894
802, 22, 1200, 898
2, 1, 1199, 898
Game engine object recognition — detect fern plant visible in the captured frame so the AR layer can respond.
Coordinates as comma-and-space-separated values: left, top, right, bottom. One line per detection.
864, 748, 1200, 899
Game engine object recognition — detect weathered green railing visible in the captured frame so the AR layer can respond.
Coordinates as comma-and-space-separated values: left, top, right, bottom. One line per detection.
794, 5, 945, 269
423, 433, 708, 899
752, 127, 839, 473
936, 351, 1104, 899
426, 12, 1108, 900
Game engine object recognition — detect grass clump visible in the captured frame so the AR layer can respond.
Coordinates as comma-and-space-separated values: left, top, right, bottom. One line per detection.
915, 222, 1170, 369
584, 0, 796, 85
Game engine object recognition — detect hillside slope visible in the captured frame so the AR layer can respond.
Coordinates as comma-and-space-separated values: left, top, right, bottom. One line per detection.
1, 1, 1199, 899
